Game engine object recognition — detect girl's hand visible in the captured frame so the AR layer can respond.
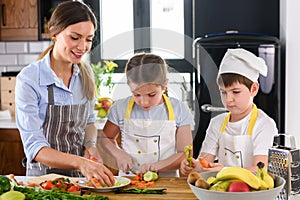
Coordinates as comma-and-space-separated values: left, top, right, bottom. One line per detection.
139, 163, 159, 174
115, 150, 134, 174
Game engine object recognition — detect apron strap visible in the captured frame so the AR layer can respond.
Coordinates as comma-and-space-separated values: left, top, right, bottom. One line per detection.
124, 94, 175, 120
220, 103, 258, 135
47, 84, 55, 105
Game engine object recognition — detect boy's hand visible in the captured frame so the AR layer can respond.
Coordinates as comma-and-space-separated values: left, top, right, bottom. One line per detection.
180, 157, 197, 176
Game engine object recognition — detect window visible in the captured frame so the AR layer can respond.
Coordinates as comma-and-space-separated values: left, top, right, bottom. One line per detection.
89, 0, 192, 72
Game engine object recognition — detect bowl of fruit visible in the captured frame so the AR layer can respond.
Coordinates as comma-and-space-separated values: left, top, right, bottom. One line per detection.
94, 97, 113, 119
187, 163, 285, 200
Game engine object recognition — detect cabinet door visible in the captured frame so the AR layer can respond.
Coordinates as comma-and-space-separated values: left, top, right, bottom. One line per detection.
0, 0, 38, 41
0, 129, 26, 175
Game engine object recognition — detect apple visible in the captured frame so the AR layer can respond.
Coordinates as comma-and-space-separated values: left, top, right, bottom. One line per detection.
227, 181, 251, 192
102, 99, 112, 110
97, 108, 108, 118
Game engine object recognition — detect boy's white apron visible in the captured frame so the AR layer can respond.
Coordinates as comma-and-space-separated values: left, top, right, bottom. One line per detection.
218, 104, 258, 168
120, 94, 178, 177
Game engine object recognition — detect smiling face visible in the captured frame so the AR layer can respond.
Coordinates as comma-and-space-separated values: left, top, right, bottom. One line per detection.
52, 21, 95, 65
219, 81, 259, 122
131, 83, 166, 111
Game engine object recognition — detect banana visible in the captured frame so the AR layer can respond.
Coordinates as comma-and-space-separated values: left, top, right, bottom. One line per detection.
209, 180, 236, 192
98, 97, 112, 102
256, 162, 274, 189
257, 178, 269, 190
206, 176, 216, 185
214, 166, 261, 190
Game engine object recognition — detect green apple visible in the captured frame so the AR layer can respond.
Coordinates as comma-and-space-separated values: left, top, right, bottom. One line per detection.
97, 108, 108, 118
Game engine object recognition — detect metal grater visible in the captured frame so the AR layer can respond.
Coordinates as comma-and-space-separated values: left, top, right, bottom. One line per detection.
268, 134, 300, 200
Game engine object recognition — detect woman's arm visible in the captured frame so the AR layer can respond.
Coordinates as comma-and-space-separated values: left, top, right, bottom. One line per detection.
83, 123, 103, 163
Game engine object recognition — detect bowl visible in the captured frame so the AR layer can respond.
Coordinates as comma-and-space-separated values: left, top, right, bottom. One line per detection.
188, 171, 285, 200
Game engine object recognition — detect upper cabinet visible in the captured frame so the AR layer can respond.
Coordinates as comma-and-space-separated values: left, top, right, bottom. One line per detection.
0, 0, 38, 41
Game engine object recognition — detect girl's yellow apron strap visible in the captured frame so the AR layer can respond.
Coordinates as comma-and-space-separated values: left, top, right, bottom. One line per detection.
125, 94, 175, 120
124, 98, 135, 119
163, 94, 175, 120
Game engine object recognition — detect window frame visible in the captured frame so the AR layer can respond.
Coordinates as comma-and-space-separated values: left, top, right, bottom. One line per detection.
85, 0, 193, 74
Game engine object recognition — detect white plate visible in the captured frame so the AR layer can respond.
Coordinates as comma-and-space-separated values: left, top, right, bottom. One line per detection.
77, 176, 131, 192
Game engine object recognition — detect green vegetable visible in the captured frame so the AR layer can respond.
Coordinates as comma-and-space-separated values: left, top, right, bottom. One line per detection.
13, 186, 108, 200
184, 145, 193, 167
0, 176, 11, 195
115, 188, 166, 194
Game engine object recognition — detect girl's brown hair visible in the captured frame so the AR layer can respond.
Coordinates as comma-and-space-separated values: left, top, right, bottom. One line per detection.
217, 73, 253, 90
38, 1, 97, 100
125, 52, 168, 88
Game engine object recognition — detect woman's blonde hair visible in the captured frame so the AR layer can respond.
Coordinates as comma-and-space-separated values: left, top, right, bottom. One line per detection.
37, 1, 97, 100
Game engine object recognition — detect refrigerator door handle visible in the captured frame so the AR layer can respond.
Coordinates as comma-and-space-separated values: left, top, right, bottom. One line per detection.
201, 104, 228, 113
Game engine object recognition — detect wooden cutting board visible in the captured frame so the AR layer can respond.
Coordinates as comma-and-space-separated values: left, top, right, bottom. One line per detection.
26, 173, 79, 186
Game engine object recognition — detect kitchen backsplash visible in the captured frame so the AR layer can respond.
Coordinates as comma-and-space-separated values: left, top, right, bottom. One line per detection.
0, 41, 192, 111
0, 41, 51, 73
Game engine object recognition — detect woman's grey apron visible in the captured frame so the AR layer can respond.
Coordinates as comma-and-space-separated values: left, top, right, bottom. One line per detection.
26, 84, 89, 177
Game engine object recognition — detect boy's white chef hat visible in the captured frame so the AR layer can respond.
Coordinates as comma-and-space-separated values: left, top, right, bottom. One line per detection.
218, 48, 268, 82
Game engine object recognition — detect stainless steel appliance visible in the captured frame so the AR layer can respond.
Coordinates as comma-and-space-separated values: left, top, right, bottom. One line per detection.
192, 32, 284, 157
268, 133, 300, 200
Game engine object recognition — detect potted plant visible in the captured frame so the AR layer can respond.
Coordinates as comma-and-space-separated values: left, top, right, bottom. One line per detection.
91, 61, 118, 118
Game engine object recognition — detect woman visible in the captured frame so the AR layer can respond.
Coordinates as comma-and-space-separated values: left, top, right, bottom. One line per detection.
15, 1, 114, 186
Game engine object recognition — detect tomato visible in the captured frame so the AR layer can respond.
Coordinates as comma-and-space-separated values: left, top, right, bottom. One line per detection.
41, 180, 56, 190
55, 181, 62, 188
67, 185, 80, 192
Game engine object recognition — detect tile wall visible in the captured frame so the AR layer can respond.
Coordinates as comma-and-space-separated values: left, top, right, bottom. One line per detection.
0, 41, 192, 110
0, 41, 51, 74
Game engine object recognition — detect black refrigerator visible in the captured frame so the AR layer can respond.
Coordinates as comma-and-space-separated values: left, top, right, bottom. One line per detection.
192, 33, 284, 158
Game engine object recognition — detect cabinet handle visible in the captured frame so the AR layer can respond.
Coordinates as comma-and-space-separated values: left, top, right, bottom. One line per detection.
2, 4, 6, 26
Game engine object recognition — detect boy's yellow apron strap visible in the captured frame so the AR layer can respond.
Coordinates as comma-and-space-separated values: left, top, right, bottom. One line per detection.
220, 103, 258, 136
124, 94, 175, 120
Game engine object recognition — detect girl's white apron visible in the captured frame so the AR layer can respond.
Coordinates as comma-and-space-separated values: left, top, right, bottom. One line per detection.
120, 94, 178, 177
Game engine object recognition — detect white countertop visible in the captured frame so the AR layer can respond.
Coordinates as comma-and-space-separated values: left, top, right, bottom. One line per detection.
0, 119, 17, 129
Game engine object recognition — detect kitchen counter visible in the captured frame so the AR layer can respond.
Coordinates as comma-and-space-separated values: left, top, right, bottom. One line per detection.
0, 119, 17, 129
13, 176, 197, 200
0, 118, 106, 130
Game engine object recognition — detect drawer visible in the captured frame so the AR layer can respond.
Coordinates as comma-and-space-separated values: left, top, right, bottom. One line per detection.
1, 90, 15, 103
1, 103, 15, 116
0, 77, 16, 90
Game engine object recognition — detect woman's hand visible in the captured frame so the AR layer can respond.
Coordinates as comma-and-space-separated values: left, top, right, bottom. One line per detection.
78, 157, 115, 187
84, 146, 103, 164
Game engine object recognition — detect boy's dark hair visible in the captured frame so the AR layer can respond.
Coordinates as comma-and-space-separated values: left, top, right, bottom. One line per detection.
217, 73, 253, 90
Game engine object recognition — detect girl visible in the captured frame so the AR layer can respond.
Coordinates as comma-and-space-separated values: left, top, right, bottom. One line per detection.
101, 52, 194, 177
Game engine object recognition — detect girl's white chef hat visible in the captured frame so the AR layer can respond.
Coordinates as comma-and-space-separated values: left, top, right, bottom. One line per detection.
218, 48, 268, 82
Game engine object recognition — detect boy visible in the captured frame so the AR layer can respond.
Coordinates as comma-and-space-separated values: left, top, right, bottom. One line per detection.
180, 48, 278, 176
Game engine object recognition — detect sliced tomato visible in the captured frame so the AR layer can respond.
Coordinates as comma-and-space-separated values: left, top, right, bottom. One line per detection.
67, 185, 80, 192
41, 180, 56, 190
